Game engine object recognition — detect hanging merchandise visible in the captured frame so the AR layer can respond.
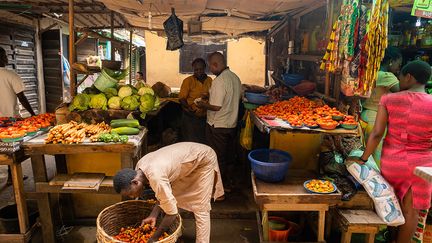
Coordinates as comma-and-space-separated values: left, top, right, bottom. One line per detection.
163, 8, 184, 51
321, 0, 389, 97
240, 111, 253, 150
361, 0, 389, 97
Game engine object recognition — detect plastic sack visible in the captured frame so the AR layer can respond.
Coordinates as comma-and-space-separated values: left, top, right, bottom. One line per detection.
240, 111, 253, 150
349, 149, 380, 172
374, 196, 405, 226
346, 159, 380, 184
163, 8, 184, 51
363, 175, 393, 198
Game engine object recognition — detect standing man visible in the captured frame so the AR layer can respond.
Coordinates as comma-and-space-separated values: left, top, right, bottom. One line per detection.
0, 47, 35, 117
113, 142, 224, 243
0, 47, 35, 185
197, 52, 241, 192
179, 58, 212, 143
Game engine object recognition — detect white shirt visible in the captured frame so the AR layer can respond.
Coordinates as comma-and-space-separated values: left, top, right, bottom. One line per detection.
136, 142, 224, 215
207, 68, 242, 128
0, 67, 25, 117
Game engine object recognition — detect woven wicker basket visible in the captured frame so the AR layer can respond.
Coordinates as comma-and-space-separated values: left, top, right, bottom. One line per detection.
96, 200, 182, 243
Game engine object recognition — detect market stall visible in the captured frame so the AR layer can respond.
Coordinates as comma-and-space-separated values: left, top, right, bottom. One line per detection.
22, 125, 147, 243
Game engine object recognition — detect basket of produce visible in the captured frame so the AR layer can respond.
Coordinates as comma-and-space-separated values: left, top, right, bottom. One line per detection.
96, 200, 182, 243
244, 92, 269, 105
249, 149, 292, 183
281, 74, 304, 86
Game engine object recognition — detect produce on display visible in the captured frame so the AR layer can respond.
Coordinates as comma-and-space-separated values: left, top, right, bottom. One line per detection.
113, 224, 169, 242
98, 133, 129, 143
108, 96, 122, 109
304, 179, 336, 193
104, 87, 118, 99
89, 93, 108, 110
45, 121, 112, 144
110, 119, 140, 128
0, 114, 56, 141
265, 86, 289, 103
68, 84, 160, 119
111, 127, 140, 136
121, 96, 140, 111
255, 96, 354, 130
69, 94, 91, 111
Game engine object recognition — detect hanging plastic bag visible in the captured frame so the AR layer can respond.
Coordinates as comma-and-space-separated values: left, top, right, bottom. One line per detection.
163, 8, 184, 51
240, 111, 253, 150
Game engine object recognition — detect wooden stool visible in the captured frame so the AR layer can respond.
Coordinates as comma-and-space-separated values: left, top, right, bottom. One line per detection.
336, 209, 386, 243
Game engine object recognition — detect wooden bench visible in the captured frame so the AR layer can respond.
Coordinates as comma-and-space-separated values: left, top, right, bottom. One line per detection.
335, 209, 386, 243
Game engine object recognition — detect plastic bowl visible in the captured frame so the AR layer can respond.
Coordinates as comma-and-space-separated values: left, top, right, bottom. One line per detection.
281, 74, 304, 86
244, 92, 269, 105
243, 102, 260, 110
341, 123, 358, 130
249, 149, 292, 183
319, 123, 338, 130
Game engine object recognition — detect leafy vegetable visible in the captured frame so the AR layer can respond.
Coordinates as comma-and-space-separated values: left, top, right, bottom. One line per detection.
89, 93, 108, 110
104, 87, 118, 99
153, 96, 160, 111
138, 87, 155, 96
118, 86, 133, 98
69, 94, 91, 111
108, 96, 122, 109
82, 85, 101, 94
121, 96, 140, 111
119, 135, 129, 143
139, 94, 155, 113
103, 68, 129, 81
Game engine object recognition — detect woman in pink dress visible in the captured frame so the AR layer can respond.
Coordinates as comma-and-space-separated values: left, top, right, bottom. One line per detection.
350, 60, 432, 243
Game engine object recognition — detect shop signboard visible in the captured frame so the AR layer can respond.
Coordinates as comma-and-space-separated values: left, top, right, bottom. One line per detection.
412, 0, 432, 19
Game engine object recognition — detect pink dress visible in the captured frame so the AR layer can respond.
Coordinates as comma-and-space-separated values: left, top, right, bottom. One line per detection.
380, 91, 432, 210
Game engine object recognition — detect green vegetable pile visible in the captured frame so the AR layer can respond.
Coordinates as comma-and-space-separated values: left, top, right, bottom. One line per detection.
98, 133, 129, 143
69, 79, 160, 119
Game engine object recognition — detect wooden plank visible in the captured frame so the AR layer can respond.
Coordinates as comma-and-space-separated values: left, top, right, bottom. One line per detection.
0, 154, 13, 165
36, 181, 116, 194
37, 193, 55, 243
10, 163, 29, 233
30, 155, 47, 183
253, 171, 341, 205
339, 210, 385, 225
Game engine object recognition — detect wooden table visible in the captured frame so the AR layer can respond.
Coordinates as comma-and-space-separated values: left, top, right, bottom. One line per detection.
252, 170, 341, 243
414, 167, 432, 183
0, 151, 39, 243
22, 128, 147, 243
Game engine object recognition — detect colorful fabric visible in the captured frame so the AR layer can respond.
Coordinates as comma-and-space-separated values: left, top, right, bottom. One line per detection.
362, 71, 399, 111
412, 209, 429, 242
379, 91, 432, 210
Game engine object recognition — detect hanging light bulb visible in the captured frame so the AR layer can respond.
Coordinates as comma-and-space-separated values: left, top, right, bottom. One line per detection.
416, 17, 421, 27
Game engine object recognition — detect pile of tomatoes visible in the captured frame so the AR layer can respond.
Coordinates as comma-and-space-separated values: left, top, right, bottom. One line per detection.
114, 224, 169, 243
0, 113, 55, 139
255, 96, 354, 130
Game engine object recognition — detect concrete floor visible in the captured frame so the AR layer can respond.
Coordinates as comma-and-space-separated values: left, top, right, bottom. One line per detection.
0, 157, 260, 243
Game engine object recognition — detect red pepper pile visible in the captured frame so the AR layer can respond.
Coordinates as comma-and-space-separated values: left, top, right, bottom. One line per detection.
114, 224, 169, 243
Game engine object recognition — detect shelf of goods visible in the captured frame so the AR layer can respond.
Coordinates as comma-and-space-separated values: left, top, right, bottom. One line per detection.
22, 128, 148, 243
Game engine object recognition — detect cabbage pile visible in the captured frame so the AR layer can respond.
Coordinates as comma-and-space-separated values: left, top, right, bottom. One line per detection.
69, 84, 160, 119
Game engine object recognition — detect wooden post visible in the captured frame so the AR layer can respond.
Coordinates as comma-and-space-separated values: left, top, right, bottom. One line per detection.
68, 0, 76, 97
111, 11, 115, 61
35, 18, 46, 113
129, 29, 133, 84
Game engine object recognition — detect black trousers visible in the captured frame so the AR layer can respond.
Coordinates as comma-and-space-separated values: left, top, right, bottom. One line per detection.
205, 124, 237, 185
181, 111, 206, 144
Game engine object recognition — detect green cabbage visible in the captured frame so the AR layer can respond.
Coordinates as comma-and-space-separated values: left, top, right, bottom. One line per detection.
108, 96, 121, 109
121, 96, 140, 111
89, 93, 108, 110
69, 94, 91, 111
118, 86, 133, 98
103, 68, 129, 81
138, 87, 155, 96
139, 94, 155, 113
104, 87, 118, 99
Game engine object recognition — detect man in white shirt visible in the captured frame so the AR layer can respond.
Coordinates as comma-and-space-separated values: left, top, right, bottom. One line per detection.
113, 142, 224, 243
197, 52, 241, 192
0, 47, 35, 117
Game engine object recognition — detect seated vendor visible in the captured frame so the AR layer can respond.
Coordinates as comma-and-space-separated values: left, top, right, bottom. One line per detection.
113, 142, 224, 243
134, 71, 149, 89
179, 58, 212, 143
